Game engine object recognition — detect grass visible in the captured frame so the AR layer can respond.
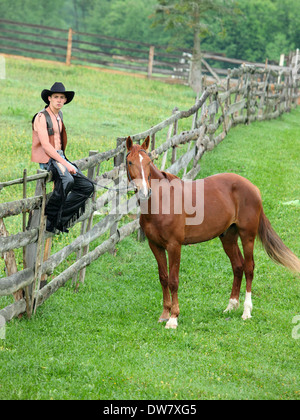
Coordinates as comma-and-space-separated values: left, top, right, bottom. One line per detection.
0, 57, 300, 400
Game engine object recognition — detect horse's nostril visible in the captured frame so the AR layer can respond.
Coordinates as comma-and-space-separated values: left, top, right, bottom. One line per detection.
138, 189, 151, 201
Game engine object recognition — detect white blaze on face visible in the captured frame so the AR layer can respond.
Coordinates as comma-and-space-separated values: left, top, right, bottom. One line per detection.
139, 153, 148, 196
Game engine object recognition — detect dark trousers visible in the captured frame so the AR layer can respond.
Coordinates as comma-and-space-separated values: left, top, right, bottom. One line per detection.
45, 159, 94, 232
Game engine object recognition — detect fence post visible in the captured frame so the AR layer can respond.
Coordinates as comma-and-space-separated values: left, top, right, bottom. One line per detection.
66, 28, 73, 66
25, 172, 47, 317
22, 169, 27, 267
148, 46, 155, 78
172, 108, 179, 165
75, 150, 98, 289
292, 49, 300, 106
32, 177, 47, 315
246, 72, 252, 125
161, 108, 178, 171
109, 139, 125, 251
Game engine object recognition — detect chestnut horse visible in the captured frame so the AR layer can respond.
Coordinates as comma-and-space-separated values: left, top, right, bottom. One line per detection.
126, 136, 300, 329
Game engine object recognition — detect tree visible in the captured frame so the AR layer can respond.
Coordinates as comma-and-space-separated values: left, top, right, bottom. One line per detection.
201, 0, 298, 64
88, 0, 171, 45
153, 0, 237, 94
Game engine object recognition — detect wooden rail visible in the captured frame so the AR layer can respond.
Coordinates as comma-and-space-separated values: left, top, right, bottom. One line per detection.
0, 19, 292, 83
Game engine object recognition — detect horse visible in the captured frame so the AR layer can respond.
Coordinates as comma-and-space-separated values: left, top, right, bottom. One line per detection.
125, 135, 300, 329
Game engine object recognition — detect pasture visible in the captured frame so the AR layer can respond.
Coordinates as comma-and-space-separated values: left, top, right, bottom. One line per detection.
0, 57, 299, 400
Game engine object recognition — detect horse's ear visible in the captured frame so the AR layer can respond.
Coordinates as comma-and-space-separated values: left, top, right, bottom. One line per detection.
126, 136, 133, 151
141, 135, 150, 151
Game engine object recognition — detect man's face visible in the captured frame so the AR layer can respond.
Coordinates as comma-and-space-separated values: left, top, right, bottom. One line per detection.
48, 93, 67, 111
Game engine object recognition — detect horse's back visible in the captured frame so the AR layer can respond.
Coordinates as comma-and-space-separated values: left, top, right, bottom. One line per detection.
183, 173, 262, 244
204, 173, 261, 201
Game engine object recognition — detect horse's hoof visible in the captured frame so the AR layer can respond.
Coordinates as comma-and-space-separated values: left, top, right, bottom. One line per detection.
224, 298, 239, 313
165, 318, 178, 329
242, 310, 252, 320
158, 318, 169, 323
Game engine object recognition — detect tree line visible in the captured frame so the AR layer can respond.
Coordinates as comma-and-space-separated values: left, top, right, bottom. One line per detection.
0, 0, 299, 64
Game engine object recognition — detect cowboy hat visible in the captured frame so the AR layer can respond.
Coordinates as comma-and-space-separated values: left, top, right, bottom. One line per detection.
41, 82, 75, 105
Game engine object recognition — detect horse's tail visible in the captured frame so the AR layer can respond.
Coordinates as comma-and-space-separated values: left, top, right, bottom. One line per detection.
258, 211, 300, 273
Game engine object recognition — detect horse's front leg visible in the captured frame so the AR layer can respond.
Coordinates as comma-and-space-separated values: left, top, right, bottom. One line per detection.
165, 244, 181, 329
148, 241, 171, 323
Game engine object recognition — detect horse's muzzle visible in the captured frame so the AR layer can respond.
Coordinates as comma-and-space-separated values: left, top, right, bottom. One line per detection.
138, 188, 152, 201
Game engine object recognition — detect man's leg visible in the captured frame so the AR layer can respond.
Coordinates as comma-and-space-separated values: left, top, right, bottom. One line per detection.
58, 171, 94, 230
45, 161, 74, 232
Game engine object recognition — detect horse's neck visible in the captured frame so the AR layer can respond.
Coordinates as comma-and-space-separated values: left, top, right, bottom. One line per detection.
150, 162, 180, 183
150, 163, 165, 180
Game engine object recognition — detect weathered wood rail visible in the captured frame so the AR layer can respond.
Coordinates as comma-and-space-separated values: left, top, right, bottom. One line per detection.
0, 19, 294, 84
0, 53, 299, 324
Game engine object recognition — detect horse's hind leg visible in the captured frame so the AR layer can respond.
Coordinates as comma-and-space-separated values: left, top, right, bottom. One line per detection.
220, 225, 244, 313
148, 241, 171, 323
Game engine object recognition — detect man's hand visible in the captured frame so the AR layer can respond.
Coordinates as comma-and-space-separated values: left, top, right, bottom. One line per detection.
66, 162, 77, 174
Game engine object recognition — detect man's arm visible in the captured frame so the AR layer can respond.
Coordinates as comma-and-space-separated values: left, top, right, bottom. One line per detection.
34, 113, 77, 174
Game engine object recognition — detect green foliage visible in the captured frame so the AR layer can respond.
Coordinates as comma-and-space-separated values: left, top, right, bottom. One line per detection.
202, 0, 299, 63
154, 0, 232, 36
0, 0, 298, 63
87, 0, 170, 45
0, 58, 299, 400
266, 33, 294, 62
153, 1, 237, 92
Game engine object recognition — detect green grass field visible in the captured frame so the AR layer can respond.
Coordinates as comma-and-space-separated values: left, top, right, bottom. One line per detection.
0, 57, 299, 400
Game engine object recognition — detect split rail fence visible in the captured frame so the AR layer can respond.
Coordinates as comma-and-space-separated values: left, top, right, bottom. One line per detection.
0, 19, 292, 83
0, 51, 299, 324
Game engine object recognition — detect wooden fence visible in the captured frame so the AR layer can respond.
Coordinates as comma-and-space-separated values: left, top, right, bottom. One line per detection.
0, 51, 299, 324
0, 19, 292, 83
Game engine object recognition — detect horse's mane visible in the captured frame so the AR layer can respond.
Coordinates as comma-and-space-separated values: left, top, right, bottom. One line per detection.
149, 159, 180, 181
161, 171, 180, 181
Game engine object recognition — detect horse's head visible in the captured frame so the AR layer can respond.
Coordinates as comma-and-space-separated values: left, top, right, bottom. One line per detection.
126, 136, 152, 201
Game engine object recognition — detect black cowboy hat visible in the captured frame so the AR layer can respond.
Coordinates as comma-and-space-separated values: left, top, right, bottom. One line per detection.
41, 82, 75, 105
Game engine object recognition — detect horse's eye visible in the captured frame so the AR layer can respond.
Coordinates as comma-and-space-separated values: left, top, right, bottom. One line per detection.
128, 161, 133, 166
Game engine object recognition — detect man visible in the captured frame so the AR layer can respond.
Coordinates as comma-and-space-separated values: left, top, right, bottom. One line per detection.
32, 82, 94, 233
